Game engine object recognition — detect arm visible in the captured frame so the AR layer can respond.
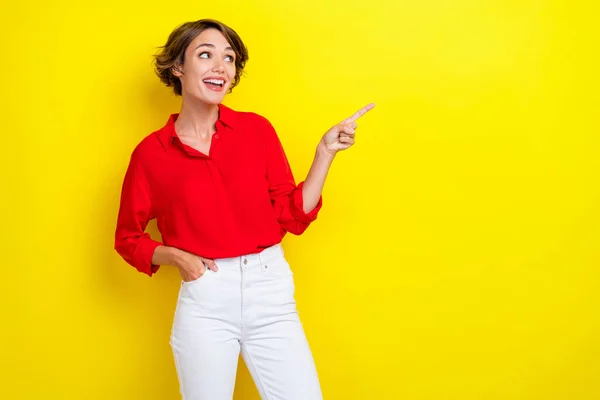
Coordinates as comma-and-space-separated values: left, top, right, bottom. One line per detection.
263, 117, 324, 236
114, 151, 217, 278
302, 103, 376, 213
114, 150, 163, 276
302, 145, 335, 214
261, 103, 374, 235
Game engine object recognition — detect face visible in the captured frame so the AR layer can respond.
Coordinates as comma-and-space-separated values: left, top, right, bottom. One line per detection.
173, 28, 237, 104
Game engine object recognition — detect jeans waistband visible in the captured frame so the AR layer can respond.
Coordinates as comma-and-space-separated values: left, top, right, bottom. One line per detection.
214, 244, 284, 270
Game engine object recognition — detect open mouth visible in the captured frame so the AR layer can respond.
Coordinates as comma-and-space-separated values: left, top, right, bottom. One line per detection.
203, 78, 226, 91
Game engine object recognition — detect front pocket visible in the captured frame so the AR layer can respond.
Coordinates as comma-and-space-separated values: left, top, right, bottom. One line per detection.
262, 257, 293, 278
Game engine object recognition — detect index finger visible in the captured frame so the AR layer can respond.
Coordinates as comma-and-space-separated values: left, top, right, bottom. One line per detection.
344, 103, 376, 123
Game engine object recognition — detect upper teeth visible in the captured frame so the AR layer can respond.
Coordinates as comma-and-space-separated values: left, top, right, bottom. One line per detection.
204, 79, 224, 85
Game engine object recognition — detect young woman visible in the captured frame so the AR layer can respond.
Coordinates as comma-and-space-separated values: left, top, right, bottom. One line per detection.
114, 18, 374, 400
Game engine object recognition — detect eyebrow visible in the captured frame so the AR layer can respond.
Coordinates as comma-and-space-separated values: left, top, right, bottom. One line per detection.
195, 43, 234, 51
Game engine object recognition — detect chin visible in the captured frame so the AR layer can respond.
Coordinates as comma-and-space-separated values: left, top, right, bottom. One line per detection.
202, 97, 224, 105
198, 89, 228, 105
186, 93, 225, 106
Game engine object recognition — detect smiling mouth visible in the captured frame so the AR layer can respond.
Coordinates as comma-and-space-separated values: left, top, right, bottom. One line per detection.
203, 78, 225, 89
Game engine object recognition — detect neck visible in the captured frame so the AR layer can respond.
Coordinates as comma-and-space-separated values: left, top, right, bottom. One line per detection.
175, 96, 220, 139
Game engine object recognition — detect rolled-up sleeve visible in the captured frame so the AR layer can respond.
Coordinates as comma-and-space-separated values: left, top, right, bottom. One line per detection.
114, 149, 162, 276
261, 115, 323, 236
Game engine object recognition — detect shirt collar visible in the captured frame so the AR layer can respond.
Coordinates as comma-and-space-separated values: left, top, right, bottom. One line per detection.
156, 103, 237, 150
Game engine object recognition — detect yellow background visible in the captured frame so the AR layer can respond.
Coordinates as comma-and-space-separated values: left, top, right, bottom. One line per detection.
2, 0, 599, 399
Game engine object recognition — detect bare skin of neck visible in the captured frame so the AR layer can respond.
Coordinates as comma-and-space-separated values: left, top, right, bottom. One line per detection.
174, 97, 219, 154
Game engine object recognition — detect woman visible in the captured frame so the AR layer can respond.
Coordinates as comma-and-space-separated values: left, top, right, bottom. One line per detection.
114, 19, 373, 400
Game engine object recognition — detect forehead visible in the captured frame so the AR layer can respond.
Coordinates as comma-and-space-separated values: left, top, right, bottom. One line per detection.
188, 28, 232, 51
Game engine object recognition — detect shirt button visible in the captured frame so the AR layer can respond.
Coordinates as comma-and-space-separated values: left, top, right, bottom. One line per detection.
243, 258, 248, 265
214, 134, 219, 139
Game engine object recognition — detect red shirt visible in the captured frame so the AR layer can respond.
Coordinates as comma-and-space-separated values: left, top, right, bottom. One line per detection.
114, 104, 322, 276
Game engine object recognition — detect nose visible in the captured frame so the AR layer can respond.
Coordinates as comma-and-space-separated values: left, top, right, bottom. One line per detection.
212, 58, 225, 73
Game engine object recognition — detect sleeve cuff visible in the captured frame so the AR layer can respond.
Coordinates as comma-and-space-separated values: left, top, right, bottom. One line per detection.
290, 181, 323, 224
132, 237, 163, 277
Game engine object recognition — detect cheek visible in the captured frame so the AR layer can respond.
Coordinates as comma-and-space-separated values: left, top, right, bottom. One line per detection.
185, 60, 210, 79
227, 64, 236, 79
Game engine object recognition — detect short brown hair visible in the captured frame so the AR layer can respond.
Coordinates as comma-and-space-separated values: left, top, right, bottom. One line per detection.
154, 19, 249, 96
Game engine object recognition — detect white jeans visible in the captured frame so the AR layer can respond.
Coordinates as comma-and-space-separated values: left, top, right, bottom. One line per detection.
170, 244, 323, 400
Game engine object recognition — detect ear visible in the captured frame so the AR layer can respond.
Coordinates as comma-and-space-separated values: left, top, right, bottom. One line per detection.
171, 64, 184, 78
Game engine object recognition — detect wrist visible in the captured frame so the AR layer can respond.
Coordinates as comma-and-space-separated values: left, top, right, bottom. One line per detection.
316, 142, 336, 161
168, 247, 189, 269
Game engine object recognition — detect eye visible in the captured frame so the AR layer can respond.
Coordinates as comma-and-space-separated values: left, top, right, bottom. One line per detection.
225, 55, 235, 63
198, 52, 210, 59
